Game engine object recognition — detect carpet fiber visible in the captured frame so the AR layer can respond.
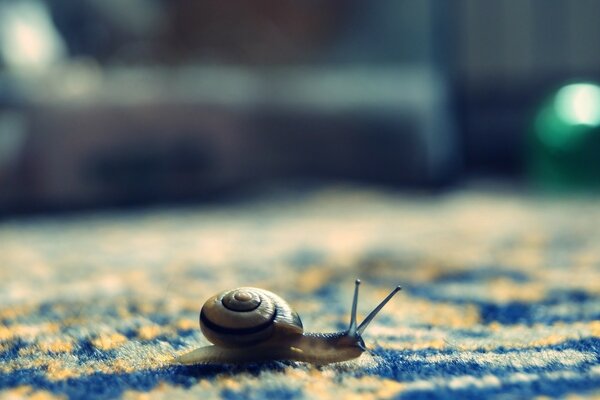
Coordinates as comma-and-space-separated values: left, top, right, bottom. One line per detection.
1, 188, 599, 399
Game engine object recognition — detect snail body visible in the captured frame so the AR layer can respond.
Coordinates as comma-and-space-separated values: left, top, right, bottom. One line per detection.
175, 280, 401, 365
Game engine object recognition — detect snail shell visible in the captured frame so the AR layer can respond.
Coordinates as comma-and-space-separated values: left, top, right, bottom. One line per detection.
200, 287, 303, 347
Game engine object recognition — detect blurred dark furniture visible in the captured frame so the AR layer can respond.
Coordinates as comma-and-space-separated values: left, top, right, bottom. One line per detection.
0, 67, 454, 213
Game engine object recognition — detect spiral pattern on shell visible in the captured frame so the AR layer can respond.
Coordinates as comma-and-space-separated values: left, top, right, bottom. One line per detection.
200, 287, 303, 347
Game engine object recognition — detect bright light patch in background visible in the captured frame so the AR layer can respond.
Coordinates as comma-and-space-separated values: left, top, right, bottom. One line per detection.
535, 82, 600, 151
0, 1, 66, 70
555, 83, 600, 127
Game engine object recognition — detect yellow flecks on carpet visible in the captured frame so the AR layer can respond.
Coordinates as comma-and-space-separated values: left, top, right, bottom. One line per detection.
119, 370, 397, 400
590, 321, 600, 337
108, 359, 136, 374
45, 361, 78, 381
295, 267, 336, 293
0, 386, 32, 398
19, 339, 73, 357
376, 379, 405, 398
398, 297, 480, 328
377, 321, 600, 354
489, 322, 503, 332
565, 391, 600, 400
303, 369, 337, 399
405, 261, 473, 284
175, 318, 196, 331
482, 279, 546, 303
572, 250, 600, 269
299, 371, 404, 400
37, 339, 73, 354
0, 323, 59, 341
116, 306, 132, 319
0, 386, 66, 400
344, 376, 405, 400
530, 334, 573, 347
0, 326, 12, 341
91, 332, 128, 350
121, 392, 152, 400
17, 346, 40, 357
216, 376, 243, 391
137, 325, 161, 341
128, 382, 171, 398
121, 380, 220, 400
143, 352, 174, 369
0, 304, 33, 321
497, 247, 544, 269
29, 390, 66, 400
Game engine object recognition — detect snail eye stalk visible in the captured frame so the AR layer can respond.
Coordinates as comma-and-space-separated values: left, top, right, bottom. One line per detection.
347, 279, 361, 337
356, 285, 402, 336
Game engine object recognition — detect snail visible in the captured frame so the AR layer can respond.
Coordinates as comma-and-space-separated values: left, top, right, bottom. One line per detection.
174, 279, 401, 365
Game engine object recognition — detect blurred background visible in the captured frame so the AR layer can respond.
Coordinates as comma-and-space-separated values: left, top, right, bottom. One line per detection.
1, 0, 600, 216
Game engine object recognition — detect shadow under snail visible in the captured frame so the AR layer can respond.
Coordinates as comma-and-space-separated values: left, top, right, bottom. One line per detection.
174, 279, 402, 365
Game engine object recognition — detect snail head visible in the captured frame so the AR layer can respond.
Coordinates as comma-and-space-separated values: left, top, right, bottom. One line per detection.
346, 279, 402, 348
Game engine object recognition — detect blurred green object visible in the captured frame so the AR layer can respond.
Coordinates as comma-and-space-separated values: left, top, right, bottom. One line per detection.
530, 82, 600, 191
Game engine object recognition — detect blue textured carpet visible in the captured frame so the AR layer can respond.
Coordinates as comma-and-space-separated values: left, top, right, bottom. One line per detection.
1, 188, 599, 399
